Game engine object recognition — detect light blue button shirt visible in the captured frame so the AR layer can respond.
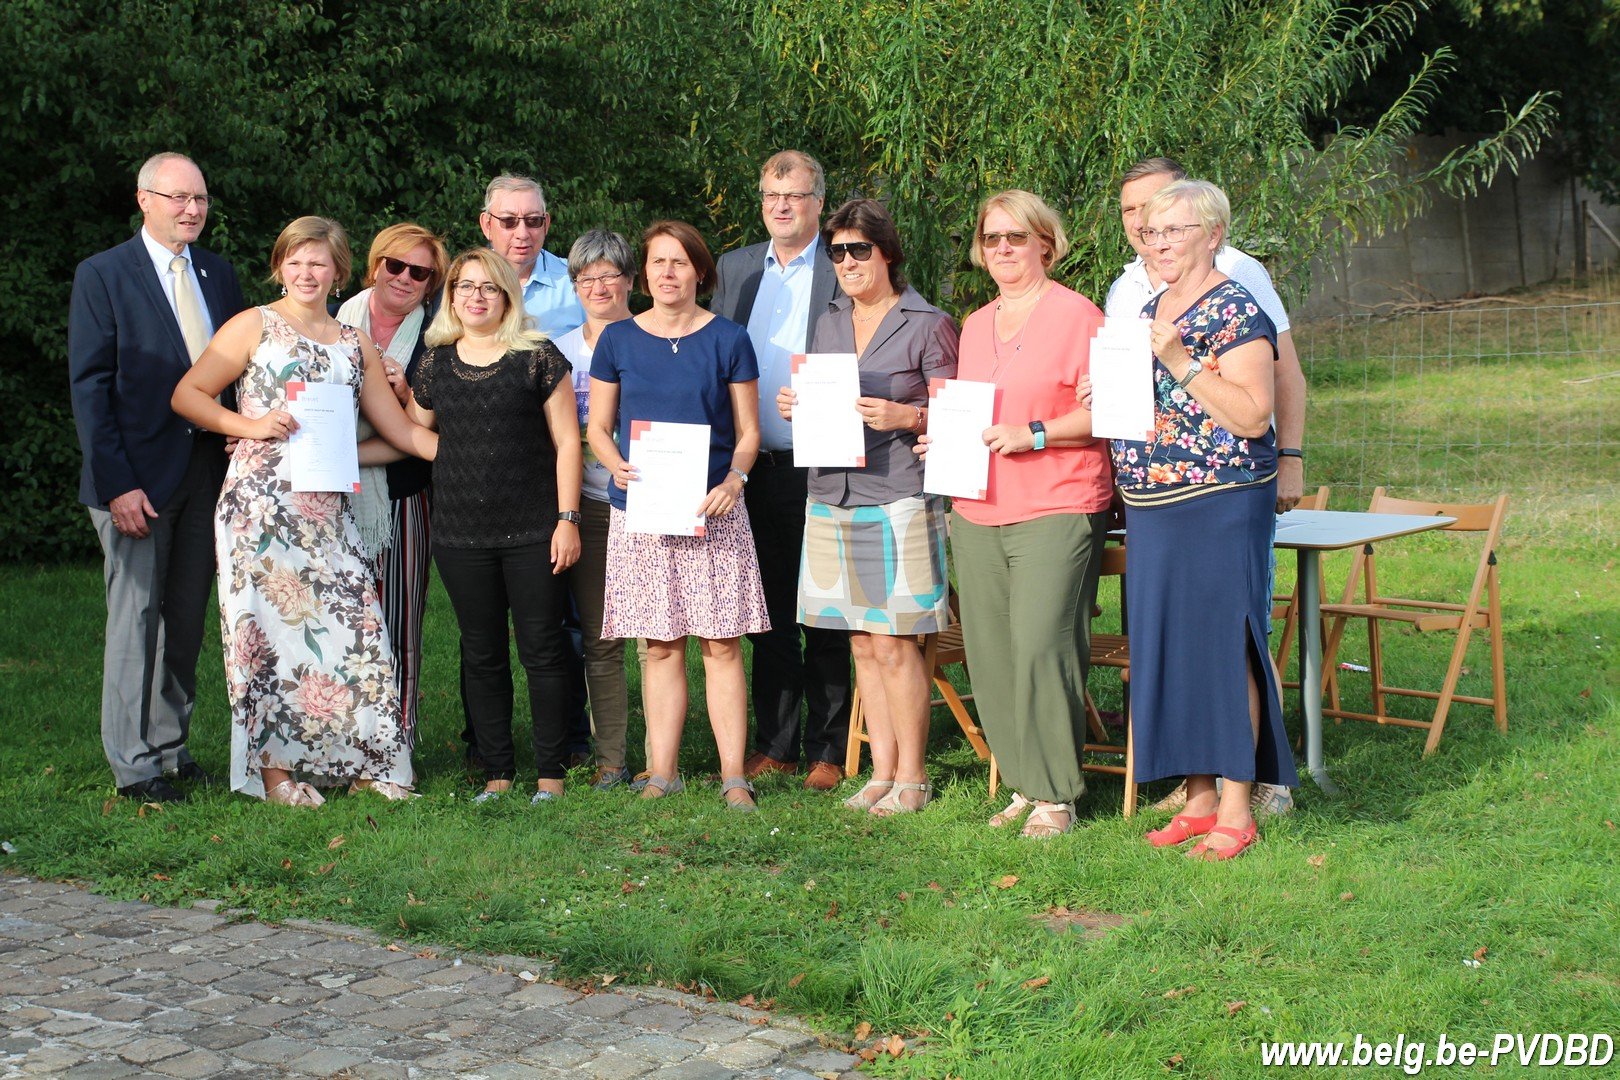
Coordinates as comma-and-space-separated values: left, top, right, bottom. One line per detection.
520, 248, 585, 338
746, 236, 820, 451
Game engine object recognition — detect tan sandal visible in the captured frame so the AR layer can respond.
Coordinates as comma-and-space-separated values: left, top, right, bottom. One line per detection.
638, 774, 685, 799
870, 781, 932, 817
988, 792, 1034, 828
264, 779, 325, 808
1021, 801, 1074, 839
721, 777, 757, 813
843, 779, 894, 810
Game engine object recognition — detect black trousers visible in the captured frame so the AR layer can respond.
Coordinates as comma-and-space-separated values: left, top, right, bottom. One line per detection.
435, 540, 570, 781
743, 455, 852, 765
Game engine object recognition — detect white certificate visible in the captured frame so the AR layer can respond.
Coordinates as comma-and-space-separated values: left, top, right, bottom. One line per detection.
790, 352, 865, 468
625, 420, 710, 536
285, 381, 360, 493
922, 378, 995, 500
1087, 318, 1156, 441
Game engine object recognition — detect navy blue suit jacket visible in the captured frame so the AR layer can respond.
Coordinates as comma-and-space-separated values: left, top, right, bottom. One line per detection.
68, 234, 246, 509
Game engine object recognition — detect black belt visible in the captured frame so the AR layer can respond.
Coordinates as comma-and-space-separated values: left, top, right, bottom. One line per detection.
754, 449, 796, 468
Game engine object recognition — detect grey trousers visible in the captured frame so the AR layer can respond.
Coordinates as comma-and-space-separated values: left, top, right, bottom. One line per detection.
570, 496, 630, 770
89, 443, 222, 787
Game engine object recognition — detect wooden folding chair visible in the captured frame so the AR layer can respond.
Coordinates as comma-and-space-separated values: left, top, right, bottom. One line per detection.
1320, 488, 1509, 755
844, 588, 996, 792
1272, 486, 1331, 687
1077, 543, 1138, 816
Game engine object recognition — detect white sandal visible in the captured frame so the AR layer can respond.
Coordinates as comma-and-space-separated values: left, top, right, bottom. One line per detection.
843, 779, 894, 810
988, 791, 1034, 828
264, 779, 325, 808
1021, 801, 1075, 839
870, 781, 932, 817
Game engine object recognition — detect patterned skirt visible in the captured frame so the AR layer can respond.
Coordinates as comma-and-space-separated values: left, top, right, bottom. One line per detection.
602, 503, 771, 640
798, 494, 949, 636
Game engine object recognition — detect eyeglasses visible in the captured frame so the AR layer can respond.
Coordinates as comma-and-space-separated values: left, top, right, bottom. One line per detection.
575, 271, 625, 289
825, 242, 875, 263
760, 191, 816, 206
143, 189, 213, 210
485, 212, 548, 230
452, 280, 504, 300
1137, 223, 1203, 245
979, 231, 1032, 248
381, 257, 433, 282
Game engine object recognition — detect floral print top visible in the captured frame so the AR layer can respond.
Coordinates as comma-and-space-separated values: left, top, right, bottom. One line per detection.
1111, 280, 1278, 506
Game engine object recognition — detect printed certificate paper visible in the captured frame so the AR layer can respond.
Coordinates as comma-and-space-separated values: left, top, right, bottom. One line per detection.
285, 381, 360, 493
790, 352, 865, 468
1087, 318, 1155, 441
922, 378, 995, 500
625, 420, 710, 536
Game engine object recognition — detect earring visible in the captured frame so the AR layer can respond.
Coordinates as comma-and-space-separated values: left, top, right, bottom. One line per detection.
280, 284, 288, 297
334, 286, 342, 299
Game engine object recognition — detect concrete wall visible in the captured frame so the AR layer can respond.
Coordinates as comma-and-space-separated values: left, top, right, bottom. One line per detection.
1299, 135, 1620, 318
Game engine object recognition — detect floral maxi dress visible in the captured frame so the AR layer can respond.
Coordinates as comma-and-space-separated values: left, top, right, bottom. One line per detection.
215, 308, 412, 798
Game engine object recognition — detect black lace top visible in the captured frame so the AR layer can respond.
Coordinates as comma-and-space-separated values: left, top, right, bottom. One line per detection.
414, 342, 572, 548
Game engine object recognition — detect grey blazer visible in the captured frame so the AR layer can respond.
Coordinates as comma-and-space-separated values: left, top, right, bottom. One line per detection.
710, 239, 842, 344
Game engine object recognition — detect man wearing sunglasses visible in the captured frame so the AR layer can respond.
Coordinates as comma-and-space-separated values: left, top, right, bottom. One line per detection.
479, 173, 584, 337
1104, 155, 1308, 819
68, 151, 246, 803
710, 149, 852, 792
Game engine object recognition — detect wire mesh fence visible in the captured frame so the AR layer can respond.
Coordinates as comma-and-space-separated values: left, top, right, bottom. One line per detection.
1292, 278, 1620, 541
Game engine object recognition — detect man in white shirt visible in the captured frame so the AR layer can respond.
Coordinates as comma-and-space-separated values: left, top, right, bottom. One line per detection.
710, 150, 850, 791
480, 173, 584, 338
1105, 157, 1307, 818
68, 152, 246, 803
1105, 157, 1307, 514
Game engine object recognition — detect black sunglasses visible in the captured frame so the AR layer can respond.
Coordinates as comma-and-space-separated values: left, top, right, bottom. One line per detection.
382, 257, 433, 282
825, 241, 875, 263
487, 212, 548, 230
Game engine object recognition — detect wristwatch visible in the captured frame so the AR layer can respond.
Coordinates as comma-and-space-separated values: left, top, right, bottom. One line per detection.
1178, 358, 1204, 388
729, 467, 749, 485
557, 510, 582, 525
1028, 420, 1047, 452
1278, 448, 1304, 460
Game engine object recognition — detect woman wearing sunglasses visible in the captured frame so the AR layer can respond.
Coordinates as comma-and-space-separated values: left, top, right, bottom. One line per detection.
922, 189, 1111, 838
338, 224, 448, 752
774, 199, 957, 815
409, 248, 582, 805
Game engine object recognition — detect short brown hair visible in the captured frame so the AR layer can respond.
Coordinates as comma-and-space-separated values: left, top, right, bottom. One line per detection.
968, 190, 1068, 270
760, 150, 826, 198
1120, 156, 1188, 188
269, 216, 353, 291
362, 223, 449, 294
640, 220, 717, 295
821, 198, 906, 290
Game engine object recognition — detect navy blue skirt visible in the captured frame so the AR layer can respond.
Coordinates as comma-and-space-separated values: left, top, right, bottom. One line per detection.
1124, 482, 1299, 787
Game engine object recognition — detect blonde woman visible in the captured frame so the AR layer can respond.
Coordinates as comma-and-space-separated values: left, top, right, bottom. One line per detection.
408, 248, 582, 805
172, 216, 437, 806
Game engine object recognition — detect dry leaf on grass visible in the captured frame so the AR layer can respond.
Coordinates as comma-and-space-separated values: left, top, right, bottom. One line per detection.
738, 993, 758, 1008
1164, 1052, 1185, 1070
1226, 1000, 1246, 1017
1022, 975, 1051, 991
280, 858, 293, 870
854, 1020, 873, 1041
788, 972, 806, 988
386, 943, 403, 952
1473, 946, 1489, 962
600, 973, 618, 986
327, 835, 346, 850
1339, 891, 1355, 902
927, 881, 943, 891
886, 1035, 907, 1057
151, 873, 169, 881
995, 874, 1019, 889
1162, 985, 1197, 999
1307, 854, 1326, 868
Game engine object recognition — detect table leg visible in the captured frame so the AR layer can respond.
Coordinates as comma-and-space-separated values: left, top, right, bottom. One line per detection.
1296, 548, 1341, 795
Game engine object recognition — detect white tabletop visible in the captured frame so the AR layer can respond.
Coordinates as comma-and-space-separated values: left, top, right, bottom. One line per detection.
1271, 509, 1456, 550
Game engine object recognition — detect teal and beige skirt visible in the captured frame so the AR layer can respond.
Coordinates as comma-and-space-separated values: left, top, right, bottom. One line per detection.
797, 494, 949, 636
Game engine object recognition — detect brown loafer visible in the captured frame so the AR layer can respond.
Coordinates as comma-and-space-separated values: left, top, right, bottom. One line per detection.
743, 752, 798, 779
803, 760, 842, 791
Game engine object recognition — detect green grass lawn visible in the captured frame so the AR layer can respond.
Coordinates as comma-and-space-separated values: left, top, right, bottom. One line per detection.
4, 286, 1618, 1077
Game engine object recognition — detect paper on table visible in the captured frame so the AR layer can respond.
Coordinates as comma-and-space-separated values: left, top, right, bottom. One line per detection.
790, 352, 865, 468
1087, 318, 1155, 441
285, 380, 360, 493
922, 378, 995, 500
625, 420, 710, 536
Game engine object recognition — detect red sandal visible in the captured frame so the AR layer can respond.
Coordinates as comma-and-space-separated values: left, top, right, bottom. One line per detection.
1146, 812, 1217, 848
1187, 821, 1259, 861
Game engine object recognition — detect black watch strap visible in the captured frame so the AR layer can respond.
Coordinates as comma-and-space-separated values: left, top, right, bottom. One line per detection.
1278, 448, 1304, 460
557, 510, 582, 524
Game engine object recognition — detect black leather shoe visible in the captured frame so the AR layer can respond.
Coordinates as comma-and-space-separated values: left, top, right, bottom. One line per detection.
173, 762, 217, 788
117, 777, 186, 803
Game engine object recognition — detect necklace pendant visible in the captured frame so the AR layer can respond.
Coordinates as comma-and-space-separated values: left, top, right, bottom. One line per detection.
670, 340, 680, 354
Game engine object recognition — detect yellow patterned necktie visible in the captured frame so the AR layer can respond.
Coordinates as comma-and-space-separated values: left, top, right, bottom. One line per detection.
169, 254, 209, 362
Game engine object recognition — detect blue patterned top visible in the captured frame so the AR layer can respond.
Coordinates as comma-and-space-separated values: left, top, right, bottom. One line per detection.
1111, 280, 1278, 505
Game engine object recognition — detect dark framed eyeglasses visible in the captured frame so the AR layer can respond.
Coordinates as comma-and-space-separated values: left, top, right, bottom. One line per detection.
452, 280, 504, 300
486, 212, 548, 230
142, 189, 213, 210
381, 257, 433, 282
826, 242, 875, 263
978, 230, 1032, 248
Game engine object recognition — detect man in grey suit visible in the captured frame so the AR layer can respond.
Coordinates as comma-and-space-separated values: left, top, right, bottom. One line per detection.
68, 152, 246, 803
710, 150, 851, 790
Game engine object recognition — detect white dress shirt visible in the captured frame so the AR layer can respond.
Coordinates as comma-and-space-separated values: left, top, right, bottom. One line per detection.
1104, 245, 1291, 333
140, 227, 216, 339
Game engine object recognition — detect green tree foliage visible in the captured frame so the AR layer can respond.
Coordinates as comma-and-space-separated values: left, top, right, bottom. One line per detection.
2, 0, 1554, 559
